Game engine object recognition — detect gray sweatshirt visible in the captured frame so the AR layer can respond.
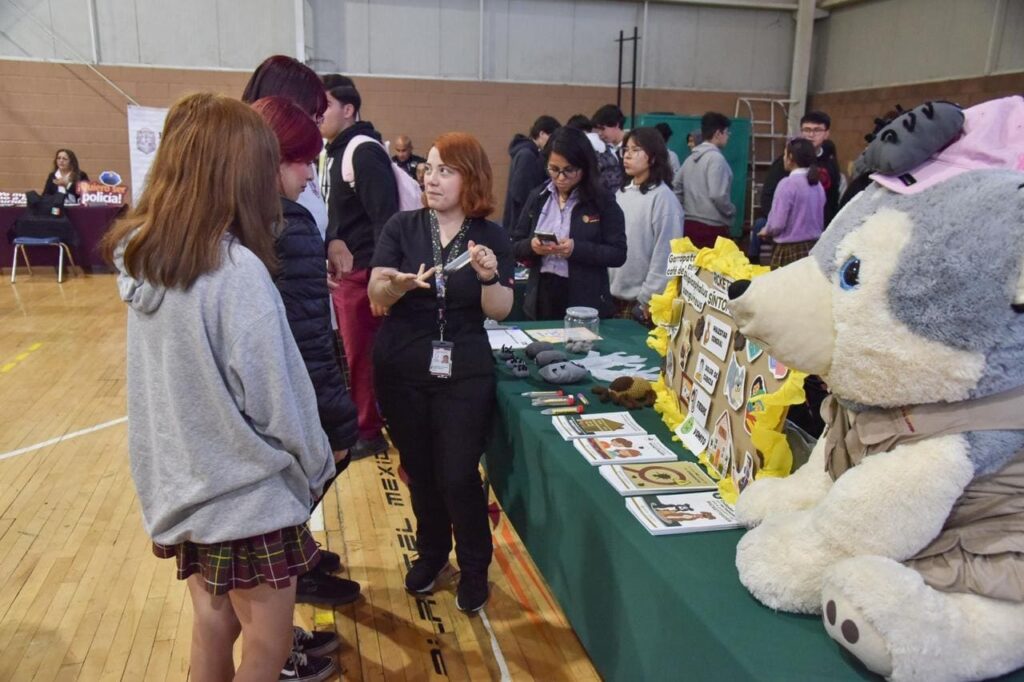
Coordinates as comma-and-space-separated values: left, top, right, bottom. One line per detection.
609, 181, 684, 304
672, 142, 735, 227
116, 238, 334, 545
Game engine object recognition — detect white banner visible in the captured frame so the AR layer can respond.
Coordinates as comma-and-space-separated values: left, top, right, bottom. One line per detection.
127, 105, 168, 206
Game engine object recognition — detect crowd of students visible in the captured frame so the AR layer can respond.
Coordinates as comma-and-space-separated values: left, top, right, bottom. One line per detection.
104, 53, 844, 681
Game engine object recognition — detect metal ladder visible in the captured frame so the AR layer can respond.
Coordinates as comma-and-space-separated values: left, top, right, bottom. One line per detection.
734, 97, 797, 222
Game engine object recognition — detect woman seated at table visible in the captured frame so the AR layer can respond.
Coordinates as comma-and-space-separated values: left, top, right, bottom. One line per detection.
511, 126, 626, 320
43, 149, 89, 203
369, 132, 513, 613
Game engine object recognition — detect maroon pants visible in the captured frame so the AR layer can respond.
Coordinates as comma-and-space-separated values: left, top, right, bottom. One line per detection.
331, 268, 384, 439
684, 219, 730, 249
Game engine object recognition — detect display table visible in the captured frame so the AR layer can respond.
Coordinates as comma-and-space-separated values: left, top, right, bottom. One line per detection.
485, 320, 1024, 682
1, 204, 126, 273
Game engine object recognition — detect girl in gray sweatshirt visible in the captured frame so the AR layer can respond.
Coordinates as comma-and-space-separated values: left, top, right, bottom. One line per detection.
103, 93, 334, 679
609, 127, 685, 323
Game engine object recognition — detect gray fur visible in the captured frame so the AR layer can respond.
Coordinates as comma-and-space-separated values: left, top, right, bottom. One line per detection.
853, 101, 964, 177
811, 170, 1024, 400
965, 429, 1024, 477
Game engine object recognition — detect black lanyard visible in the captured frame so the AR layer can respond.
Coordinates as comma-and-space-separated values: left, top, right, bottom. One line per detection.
429, 211, 470, 342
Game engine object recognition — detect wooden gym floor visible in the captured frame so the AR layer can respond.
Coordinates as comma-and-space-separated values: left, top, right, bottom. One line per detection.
0, 272, 599, 682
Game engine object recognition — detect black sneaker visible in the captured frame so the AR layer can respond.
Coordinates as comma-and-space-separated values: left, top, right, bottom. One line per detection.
404, 558, 449, 594
292, 626, 340, 657
279, 649, 336, 682
314, 547, 342, 574
295, 572, 361, 606
456, 573, 489, 613
350, 433, 389, 461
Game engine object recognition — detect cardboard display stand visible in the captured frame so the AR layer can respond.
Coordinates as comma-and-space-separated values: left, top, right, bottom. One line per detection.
648, 238, 807, 502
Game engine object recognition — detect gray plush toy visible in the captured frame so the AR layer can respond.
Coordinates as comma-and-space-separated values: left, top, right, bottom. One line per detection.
728, 169, 1024, 682
534, 349, 568, 368
852, 100, 964, 177
539, 361, 589, 384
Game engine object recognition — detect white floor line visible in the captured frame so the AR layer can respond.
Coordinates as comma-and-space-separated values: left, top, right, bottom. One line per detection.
479, 608, 512, 682
309, 499, 325, 532
0, 416, 128, 462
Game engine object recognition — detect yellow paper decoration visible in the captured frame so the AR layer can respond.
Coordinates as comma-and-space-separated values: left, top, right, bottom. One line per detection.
647, 237, 806, 504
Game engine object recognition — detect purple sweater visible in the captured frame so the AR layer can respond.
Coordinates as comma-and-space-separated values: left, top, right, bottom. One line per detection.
762, 169, 826, 243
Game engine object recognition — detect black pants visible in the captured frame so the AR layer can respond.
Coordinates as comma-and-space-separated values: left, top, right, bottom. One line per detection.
375, 374, 495, 575
535, 272, 570, 321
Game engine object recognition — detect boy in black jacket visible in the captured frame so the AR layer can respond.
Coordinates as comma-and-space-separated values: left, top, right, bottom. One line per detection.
502, 115, 560, 229
320, 83, 399, 460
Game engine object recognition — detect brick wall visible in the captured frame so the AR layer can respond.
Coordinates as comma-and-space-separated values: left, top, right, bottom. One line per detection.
809, 72, 1024, 177
0, 58, 772, 219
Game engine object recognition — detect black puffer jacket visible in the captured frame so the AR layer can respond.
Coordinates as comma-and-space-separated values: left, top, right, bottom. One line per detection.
274, 197, 358, 451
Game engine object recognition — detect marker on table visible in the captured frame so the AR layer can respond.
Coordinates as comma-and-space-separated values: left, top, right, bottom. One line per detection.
541, 405, 584, 416
521, 390, 564, 398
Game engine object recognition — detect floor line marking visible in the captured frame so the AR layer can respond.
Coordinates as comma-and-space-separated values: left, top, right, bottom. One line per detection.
479, 609, 511, 682
0, 416, 127, 461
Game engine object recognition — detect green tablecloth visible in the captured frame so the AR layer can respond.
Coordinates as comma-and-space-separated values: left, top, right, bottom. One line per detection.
485, 320, 1024, 682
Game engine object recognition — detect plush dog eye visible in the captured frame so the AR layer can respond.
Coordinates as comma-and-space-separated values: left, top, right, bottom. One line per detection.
839, 257, 861, 290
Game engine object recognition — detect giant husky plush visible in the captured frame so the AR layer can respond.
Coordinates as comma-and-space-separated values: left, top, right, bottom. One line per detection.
726, 99, 1024, 681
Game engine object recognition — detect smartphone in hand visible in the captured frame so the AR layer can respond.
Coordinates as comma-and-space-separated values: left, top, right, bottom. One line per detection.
535, 231, 558, 244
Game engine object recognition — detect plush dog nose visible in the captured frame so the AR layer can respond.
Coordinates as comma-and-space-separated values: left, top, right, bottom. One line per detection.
728, 279, 751, 300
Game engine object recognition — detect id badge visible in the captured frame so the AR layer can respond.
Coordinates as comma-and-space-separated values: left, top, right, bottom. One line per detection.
429, 340, 454, 379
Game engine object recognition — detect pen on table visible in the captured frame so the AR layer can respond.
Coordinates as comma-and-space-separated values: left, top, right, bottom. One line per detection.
542, 405, 584, 415
531, 396, 575, 407
521, 390, 564, 398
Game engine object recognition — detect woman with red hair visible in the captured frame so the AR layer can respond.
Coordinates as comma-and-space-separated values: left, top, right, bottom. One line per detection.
251, 96, 360, 678
369, 133, 513, 613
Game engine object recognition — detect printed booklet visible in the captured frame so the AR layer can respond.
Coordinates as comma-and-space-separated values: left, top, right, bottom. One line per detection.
552, 411, 647, 440
573, 434, 678, 466
625, 491, 742, 535
599, 461, 717, 496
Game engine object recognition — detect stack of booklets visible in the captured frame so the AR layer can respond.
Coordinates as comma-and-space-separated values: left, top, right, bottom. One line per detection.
625, 491, 741, 535
573, 434, 678, 466
552, 411, 646, 440
552, 411, 740, 535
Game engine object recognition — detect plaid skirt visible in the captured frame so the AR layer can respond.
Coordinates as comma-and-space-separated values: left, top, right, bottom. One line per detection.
770, 239, 817, 269
153, 524, 320, 596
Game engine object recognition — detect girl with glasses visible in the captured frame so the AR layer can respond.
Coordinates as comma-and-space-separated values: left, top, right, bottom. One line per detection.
510, 126, 627, 320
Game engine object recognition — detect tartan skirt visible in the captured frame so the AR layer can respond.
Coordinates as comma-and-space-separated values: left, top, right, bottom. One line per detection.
153, 524, 320, 596
770, 239, 817, 269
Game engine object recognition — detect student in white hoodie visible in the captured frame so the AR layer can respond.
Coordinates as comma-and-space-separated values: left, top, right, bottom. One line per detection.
609, 127, 684, 325
103, 93, 335, 682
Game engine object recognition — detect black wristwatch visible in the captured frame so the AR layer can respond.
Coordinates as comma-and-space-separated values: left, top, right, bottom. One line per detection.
478, 273, 500, 286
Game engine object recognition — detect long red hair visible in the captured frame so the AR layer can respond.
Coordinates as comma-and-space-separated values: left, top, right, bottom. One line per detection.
102, 92, 280, 287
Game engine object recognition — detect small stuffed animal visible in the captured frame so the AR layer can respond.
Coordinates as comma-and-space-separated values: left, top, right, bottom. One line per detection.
591, 376, 657, 409
534, 349, 568, 368
539, 361, 588, 384
525, 341, 555, 359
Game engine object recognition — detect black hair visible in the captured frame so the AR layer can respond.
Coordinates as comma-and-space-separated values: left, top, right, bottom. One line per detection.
529, 115, 561, 141
543, 127, 605, 206
327, 84, 361, 115
786, 138, 821, 185
321, 73, 356, 90
621, 127, 673, 194
654, 122, 673, 142
592, 104, 625, 129
566, 114, 593, 132
700, 112, 730, 142
801, 110, 831, 130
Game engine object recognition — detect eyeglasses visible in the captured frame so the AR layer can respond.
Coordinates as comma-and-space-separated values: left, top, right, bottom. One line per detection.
547, 166, 581, 179
801, 126, 828, 135
622, 147, 646, 157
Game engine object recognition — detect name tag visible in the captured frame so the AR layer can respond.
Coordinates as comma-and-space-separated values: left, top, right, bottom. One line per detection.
429, 340, 454, 379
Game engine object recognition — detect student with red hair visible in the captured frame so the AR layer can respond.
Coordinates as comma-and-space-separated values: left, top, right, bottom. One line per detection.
368, 133, 514, 613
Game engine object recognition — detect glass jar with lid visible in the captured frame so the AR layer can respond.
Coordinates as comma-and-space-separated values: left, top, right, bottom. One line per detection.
564, 306, 600, 342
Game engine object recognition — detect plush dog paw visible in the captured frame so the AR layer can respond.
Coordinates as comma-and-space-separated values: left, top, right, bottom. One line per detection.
822, 588, 893, 678
735, 510, 836, 613
735, 469, 832, 527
